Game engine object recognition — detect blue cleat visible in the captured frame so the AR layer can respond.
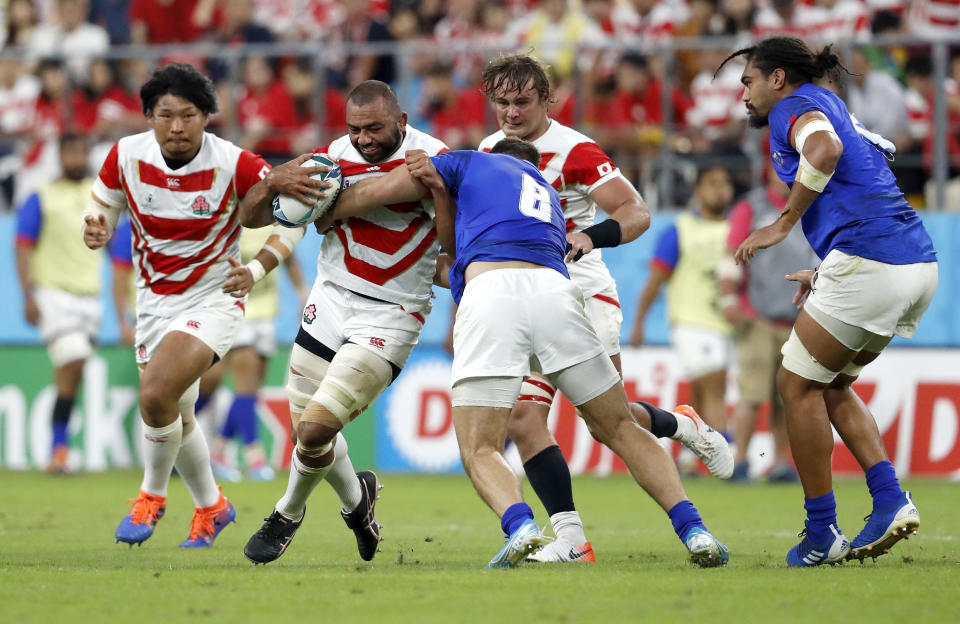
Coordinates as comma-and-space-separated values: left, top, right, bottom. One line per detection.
487, 519, 552, 568
684, 527, 730, 567
786, 522, 850, 566
848, 491, 919, 562
115, 490, 166, 547
178, 492, 236, 548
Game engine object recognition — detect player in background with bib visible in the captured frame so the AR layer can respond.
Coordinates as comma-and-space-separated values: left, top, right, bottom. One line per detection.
474, 54, 733, 563
630, 165, 735, 445
82, 64, 274, 549
15, 133, 99, 473
719, 168, 818, 483
239, 81, 448, 565
720, 37, 937, 566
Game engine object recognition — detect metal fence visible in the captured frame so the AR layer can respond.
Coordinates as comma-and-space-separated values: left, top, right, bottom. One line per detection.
1, 34, 956, 211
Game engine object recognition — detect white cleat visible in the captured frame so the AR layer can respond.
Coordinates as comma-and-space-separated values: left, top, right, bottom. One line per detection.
674, 405, 734, 479
526, 537, 596, 563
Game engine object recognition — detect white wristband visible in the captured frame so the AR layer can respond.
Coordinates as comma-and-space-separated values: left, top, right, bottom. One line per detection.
246, 259, 266, 283
719, 293, 739, 309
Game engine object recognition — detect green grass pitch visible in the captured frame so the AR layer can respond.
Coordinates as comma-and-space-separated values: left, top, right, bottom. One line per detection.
1, 471, 958, 623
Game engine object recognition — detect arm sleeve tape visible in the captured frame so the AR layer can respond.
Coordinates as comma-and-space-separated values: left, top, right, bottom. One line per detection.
794, 119, 837, 193
81, 194, 123, 235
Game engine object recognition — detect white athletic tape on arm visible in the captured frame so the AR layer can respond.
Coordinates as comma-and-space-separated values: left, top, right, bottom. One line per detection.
794, 119, 837, 193
246, 259, 267, 283
716, 255, 742, 282
81, 194, 123, 235
268, 224, 306, 254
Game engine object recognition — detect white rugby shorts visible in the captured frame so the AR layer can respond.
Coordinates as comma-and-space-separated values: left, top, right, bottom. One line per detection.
135, 297, 244, 365
298, 278, 430, 368
583, 285, 623, 357
452, 268, 606, 384
232, 317, 277, 357
805, 250, 938, 340
35, 287, 102, 366
671, 324, 734, 380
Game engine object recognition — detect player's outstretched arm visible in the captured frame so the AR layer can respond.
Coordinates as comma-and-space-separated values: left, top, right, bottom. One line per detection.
329, 163, 427, 221
239, 154, 334, 228
81, 193, 123, 249
222, 224, 306, 298
736, 112, 842, 265
406, 149, 456, 252
567, 177, 650, 262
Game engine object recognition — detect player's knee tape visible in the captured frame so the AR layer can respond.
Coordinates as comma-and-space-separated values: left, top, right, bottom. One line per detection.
451, 376, 522, 408
286, 343, 330, 414
839, 360, 865, 378
517, 375, 557, 407
310, 343, 393, 426
780, 329, 838, 384
48, 331, 93, 368
297, 437, 334, 458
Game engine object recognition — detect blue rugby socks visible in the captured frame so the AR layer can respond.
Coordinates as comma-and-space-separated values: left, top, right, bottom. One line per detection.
668, 500, 706, 543
804, 491, 838, 545
865, 460, 903, 511
501, 502, 535, 536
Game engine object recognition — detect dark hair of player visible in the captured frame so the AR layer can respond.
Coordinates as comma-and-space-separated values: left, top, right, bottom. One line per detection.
347, 80, 401, 113
140, 63, 218, 116
481, 53, 555, 106
59, 131, 87, 151
715, 36, 849, 86
695, 162, 731, 185
490, 137, 541, 167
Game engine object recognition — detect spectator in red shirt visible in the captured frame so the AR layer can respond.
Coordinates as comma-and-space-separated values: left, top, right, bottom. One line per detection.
420, 60, 486, 149
236, 55, 295, 158
73, 58, 143, 141
130, 0, 207, 44
281, 58, 348, 155
595, 53, 692, 157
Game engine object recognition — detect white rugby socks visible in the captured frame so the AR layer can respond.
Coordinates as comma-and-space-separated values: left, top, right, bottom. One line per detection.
551, 510, 588, 544
175, 426, 221, 508
140, 416, 183, 497
324, 433, 363, 512
276, 450, 332, 520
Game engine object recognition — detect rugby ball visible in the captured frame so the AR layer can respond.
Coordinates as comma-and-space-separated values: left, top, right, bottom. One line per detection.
272, 153, 342, 227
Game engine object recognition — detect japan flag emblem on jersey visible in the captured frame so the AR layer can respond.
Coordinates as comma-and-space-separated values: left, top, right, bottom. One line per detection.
192, 195, 210, 215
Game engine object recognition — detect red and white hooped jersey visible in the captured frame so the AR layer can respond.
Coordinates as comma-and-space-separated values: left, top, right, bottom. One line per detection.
315, 126, 448, 312
479, 120, 621, 298
92, 130, 269, 318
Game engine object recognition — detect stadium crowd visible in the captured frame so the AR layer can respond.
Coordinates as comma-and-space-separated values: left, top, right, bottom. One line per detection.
0, 0, 958, 212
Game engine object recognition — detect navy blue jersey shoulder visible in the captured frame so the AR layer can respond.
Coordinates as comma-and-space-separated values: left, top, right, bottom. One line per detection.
431, 150, 569, 303
768, 83, 935, 264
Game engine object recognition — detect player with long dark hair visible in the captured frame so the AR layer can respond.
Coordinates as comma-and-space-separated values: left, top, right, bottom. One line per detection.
717, 37, 937, 566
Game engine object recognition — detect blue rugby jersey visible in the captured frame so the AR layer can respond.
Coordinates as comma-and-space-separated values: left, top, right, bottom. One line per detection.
768, 83, 935, 264
430, 151, 568, 304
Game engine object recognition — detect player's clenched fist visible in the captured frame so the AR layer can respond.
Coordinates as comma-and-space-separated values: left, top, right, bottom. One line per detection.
405, 149, 445, 191
83, 214, 110, 249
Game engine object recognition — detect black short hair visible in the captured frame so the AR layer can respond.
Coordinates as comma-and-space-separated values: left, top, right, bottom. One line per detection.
140, 63, 218, 115
346, 80, 401, 112
490, 138, 540, 166
59, 131, 88, 151
716, 36, 849, 86
904, 54, 932, 78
